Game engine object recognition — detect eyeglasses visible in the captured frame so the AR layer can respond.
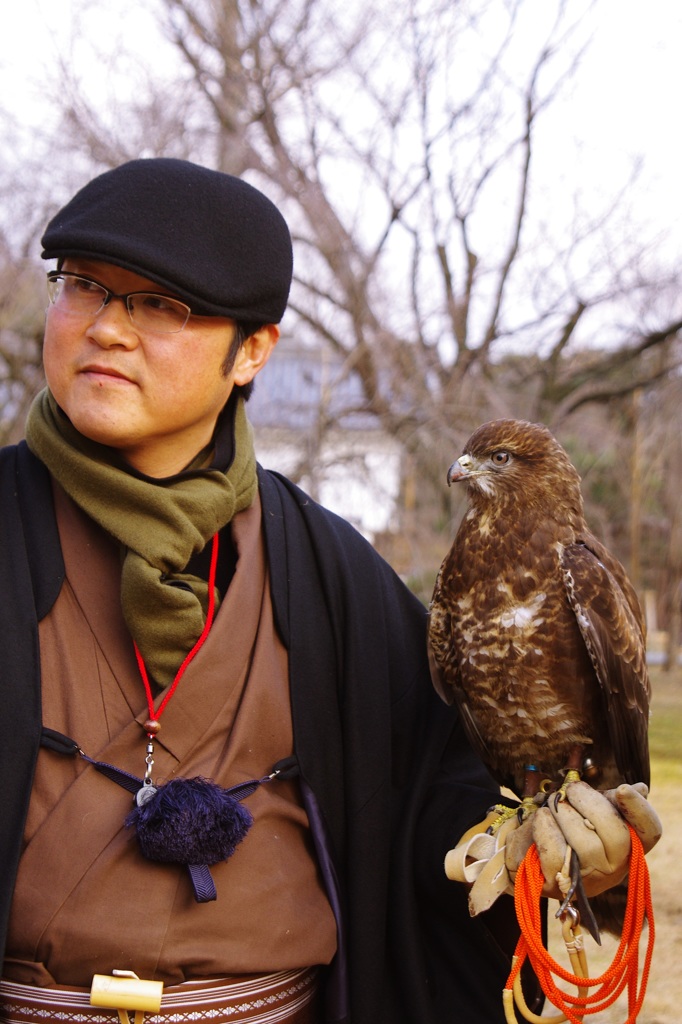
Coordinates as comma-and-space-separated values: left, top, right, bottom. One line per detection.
46, 271, 193, 334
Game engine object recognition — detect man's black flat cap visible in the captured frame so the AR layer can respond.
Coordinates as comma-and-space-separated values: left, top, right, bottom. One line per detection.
41, 158, 293, 323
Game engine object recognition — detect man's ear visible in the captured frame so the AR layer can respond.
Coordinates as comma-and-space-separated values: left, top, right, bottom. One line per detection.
233, 324, 280, 386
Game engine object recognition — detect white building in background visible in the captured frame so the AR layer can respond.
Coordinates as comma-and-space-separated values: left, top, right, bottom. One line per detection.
249, 345, 402, 541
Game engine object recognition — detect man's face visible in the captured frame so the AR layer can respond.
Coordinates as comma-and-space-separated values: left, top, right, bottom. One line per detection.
43, 259, 275, 477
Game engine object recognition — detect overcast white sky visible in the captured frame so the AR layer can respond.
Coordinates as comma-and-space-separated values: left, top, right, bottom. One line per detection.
2, 0, 681, 263
562, 0, 682, 256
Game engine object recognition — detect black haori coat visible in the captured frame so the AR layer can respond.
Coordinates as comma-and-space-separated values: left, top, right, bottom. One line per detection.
0, 442, 536, 1024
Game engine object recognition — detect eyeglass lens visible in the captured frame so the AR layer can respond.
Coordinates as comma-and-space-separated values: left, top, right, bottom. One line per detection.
47, 274, 191, 333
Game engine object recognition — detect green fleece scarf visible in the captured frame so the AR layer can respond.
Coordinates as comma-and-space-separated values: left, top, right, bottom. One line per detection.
26, 388, 257, 689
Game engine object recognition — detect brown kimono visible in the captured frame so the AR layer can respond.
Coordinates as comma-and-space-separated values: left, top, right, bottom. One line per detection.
5, 487, 336, 988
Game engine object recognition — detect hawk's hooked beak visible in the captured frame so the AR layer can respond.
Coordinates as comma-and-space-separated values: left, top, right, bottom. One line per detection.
447, 454, 474, 485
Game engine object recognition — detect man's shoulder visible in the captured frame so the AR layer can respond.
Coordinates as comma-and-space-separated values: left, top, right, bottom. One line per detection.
0, 440, 53, 506
258, 466, 372, 538
0, 440, 19, 469
0, 441, 64, 618
0, 439, 43, 473
257, 465, 389, 576
0, 441, 23, 497
257, 465, 424, 611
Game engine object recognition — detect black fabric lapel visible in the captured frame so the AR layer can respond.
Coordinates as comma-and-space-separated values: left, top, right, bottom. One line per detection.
0, 443, 64, 967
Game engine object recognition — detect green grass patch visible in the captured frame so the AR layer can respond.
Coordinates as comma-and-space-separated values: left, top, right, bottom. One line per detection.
648, 701, 682, 763
648, 668, 682, 786
651, 757, 682, 787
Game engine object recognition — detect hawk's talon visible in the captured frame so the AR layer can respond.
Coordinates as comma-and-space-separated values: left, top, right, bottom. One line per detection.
485, 804, 519, 834
518, 794, 538, 822
484, 796, 538, 834
553, 767, 582, 809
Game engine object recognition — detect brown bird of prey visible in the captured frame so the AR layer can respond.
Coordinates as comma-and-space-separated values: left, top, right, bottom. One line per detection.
428, 419, 650, 934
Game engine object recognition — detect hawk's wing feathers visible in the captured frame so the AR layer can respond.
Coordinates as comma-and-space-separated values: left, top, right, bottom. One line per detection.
427, 625, 455, 707
427, 596, 508, 788
562, 541, 650, 787
427, 565, 456, 707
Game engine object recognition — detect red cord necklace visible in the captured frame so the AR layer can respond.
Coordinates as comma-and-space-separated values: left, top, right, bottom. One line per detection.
66, 529, 279, 903
133, 531, 220, 799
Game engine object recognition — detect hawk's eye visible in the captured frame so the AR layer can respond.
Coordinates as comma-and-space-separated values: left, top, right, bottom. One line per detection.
491, 451, 510, 466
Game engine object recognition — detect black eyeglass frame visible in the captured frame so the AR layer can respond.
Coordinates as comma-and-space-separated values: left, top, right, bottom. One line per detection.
46, 270, 193, 334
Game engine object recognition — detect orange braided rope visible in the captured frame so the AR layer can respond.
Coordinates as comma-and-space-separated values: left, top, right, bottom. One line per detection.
503, 826, 655, 1024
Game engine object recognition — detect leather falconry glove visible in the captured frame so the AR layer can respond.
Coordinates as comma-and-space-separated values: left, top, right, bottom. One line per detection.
445, 782, 661, 918
512, 781, 662, 901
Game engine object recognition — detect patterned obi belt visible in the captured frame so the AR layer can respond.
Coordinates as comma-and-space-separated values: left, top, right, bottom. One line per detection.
0, 968, 319, 1024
